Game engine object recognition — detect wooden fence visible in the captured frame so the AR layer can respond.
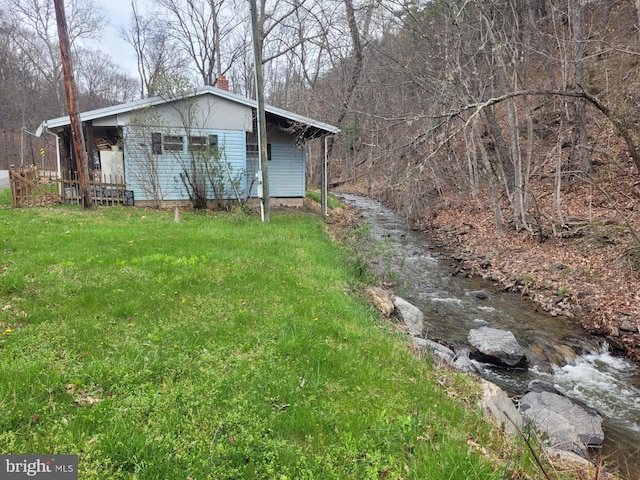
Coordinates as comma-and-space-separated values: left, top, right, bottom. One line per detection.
62, 170, 131, 207
9, 165, 62, 207
9, 166, 132, 208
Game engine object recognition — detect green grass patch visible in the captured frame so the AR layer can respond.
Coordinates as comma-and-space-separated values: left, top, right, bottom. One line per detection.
0, 201, 542, 479
0, 186, 11, 206
306, 189, 342, 210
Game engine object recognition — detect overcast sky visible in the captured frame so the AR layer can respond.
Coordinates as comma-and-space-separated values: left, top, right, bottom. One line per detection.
93, 0, 141, 77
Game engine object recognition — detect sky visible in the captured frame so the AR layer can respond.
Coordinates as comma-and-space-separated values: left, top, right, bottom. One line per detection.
92, 0, 143, 77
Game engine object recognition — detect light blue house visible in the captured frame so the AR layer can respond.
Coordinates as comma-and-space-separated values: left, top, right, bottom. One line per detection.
36, 86, 339, 208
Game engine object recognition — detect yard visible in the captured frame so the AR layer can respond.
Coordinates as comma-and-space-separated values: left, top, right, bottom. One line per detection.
0, 191, 548, 479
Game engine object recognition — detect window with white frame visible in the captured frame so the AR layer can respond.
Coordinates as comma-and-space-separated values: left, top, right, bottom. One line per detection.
188, 136, 206, 151
186, 134, 219, 152
163, 135, 184, 152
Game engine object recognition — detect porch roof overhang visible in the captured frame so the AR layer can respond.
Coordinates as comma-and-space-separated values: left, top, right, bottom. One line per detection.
35, 86, 340, 139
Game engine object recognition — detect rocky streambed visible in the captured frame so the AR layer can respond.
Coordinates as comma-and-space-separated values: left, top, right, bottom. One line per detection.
340, 193, 640, 478
369, 286, 606, 464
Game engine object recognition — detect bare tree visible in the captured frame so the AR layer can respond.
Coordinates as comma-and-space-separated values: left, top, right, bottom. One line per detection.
75, 48, 138, 109
122, 1, 189, 98
331, 0, 640, 238
1, 0, 105, 114
153, 0, 243, 87
125, 110, 175, 208
570, 0, 590, 174
0, 13, 42, 127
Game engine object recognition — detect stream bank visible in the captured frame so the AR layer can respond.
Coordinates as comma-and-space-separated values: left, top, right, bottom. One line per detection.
421, 195, 640, 361
335, 193, 640, 479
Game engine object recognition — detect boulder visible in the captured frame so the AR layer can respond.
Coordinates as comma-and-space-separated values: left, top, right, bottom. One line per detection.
518, 389, 604, 456
544, 448, 601, 473
452, 354, 478, 373
480, 380, 523, 436
468, 326, 528, 368
619, 319, 639, 333
413, 337, 455, 364
451, 345, 480, 373
527, 380, 561, 394
364, 286, 395, 317
393, 296, 424, 336
470, 289, 489, 300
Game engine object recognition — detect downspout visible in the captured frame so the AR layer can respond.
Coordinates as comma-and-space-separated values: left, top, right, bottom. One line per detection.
48, 128, 62, 196
34, 123, 62, 195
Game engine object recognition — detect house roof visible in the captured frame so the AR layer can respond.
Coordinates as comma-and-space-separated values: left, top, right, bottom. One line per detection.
35, 86, 340, 137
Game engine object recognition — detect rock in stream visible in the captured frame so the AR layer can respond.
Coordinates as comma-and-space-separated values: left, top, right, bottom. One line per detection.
468, 326, 528, 368
518, 381, 604, 456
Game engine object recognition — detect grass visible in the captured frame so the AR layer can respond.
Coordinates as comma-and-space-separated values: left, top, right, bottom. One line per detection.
305, 190, 342, 210
0, 190, 545, 479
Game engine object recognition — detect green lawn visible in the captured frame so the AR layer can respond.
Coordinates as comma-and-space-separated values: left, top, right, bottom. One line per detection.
0, 193, 538, 479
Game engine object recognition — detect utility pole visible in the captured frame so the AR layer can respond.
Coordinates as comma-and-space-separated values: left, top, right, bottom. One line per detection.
249, 0, 270, 222
54, 0, 92, 208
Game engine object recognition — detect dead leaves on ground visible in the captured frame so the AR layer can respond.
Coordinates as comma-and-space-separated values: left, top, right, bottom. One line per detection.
66, 383, 103, 406
427, 169, 640, 360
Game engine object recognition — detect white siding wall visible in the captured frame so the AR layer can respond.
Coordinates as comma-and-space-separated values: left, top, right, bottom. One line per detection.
97, 95, 253, 131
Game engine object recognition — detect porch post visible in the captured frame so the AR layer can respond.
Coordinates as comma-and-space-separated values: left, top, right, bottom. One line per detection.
321, 135, 328, 217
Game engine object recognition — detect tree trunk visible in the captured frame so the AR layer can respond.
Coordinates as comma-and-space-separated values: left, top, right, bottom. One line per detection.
571, 0, 590, 173
335, 0, 364, 127
474, 121, 504, 237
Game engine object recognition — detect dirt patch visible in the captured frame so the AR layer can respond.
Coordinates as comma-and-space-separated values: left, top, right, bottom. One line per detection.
305, 197, 359, 243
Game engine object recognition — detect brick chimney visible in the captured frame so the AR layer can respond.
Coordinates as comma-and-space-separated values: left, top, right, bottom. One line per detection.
217, 74, 229, 91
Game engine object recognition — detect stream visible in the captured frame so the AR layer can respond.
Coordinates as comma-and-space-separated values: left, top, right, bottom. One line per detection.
338, 193, 640, 477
